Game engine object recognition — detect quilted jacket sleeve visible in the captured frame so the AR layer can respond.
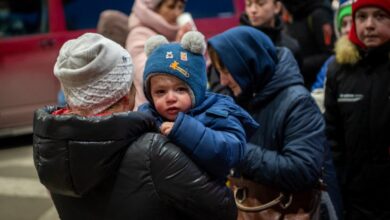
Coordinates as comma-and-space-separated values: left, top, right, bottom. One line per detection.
149, 133, 237, 220
168, 112, 247, 179
241, 95, 325, 192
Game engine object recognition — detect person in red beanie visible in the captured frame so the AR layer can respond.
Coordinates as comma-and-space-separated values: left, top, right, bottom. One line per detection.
324, 0, 390, 219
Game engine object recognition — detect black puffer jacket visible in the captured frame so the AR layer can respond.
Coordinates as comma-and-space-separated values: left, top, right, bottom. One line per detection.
325, 40, 390, 216
33, 106, 236, 220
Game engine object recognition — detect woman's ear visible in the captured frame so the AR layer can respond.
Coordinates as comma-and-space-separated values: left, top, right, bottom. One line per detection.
274, 1, 283, 15
128, 84, 136, 110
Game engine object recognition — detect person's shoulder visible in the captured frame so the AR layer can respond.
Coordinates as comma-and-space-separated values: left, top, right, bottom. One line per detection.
205, 92, 256, 119
190, 92, 237, 120
279, 85, 321, 115
35, 105, 57, 117
280, 33, 299, 47
128, 132, 164, 157
279, 34, 301, 52
133, 132, 190, 165
206, 92, 234, 103
124, 111, 157, 128
282, 84, 311, 101
134, 132, 167, 147
326, 57, 341, 77
277, 47, 297, 63
204, 92, 237, 111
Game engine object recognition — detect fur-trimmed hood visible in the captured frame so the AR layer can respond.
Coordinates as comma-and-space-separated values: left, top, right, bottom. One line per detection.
334, 35, 361, 65
335, 36, 390, 65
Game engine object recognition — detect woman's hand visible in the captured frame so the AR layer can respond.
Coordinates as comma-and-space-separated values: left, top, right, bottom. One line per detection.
160, 122, 174, 136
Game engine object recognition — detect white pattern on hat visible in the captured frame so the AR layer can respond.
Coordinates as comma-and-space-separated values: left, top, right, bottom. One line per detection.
54, 33, 133, 115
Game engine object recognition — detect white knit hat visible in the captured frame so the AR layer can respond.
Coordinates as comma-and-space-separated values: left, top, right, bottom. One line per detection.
54, 33, 133, 115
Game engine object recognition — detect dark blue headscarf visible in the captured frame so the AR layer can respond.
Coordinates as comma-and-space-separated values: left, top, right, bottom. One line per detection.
208, 26, 278, 97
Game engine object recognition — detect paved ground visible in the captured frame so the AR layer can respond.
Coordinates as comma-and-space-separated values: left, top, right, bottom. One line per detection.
0, 135, 59, 220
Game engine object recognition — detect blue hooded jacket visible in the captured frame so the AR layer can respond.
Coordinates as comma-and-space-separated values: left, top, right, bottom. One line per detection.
139, 92, 259, 179
208, 26, 327, 191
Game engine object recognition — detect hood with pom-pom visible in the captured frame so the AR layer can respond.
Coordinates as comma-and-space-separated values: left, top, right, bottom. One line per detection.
143, 31, 207, 107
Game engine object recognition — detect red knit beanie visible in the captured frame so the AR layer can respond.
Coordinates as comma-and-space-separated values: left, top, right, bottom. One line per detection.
348, 0, 390, 48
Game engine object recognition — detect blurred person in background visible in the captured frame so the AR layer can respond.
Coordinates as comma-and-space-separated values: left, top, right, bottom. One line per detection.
281, 0, 336, 89
324, 0, 390, 218
97, 10, 130, 47
33, 33, 237, 220
311, 0, 353, 113
126, 0, 194, 110
241, 0, 302, 68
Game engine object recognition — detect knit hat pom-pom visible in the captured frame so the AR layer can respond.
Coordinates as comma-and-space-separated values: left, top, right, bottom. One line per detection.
145, 35, 169, 57
181, 31, 206, 55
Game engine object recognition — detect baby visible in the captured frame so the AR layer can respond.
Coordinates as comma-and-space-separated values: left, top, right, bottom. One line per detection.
139, 31, 259, 179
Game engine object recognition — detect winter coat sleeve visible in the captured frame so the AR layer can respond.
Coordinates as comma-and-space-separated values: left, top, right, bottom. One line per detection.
149, 133, 237, 220
240, 95, 325, 192
168, 112, 247, 179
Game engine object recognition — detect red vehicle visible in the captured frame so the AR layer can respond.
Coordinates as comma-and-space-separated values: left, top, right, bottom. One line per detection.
0, 0, 243, 137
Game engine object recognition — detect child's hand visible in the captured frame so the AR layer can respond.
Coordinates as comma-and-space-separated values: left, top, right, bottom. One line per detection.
160, 122, 174, 136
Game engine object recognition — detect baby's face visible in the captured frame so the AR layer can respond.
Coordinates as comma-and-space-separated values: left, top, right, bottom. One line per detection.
355, 7, 390, 48
150, 74, 192, 121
